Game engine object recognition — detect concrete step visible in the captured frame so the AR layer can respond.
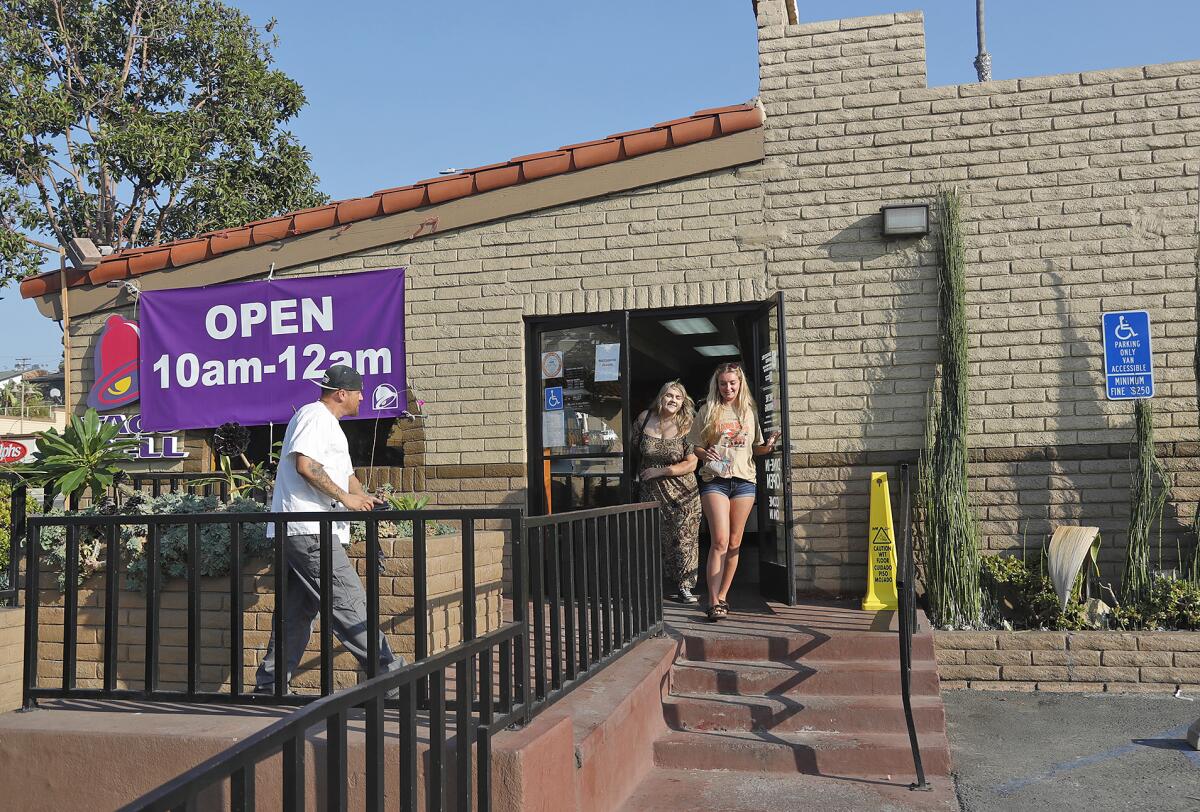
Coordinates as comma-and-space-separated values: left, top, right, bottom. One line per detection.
680, 630, 934, 663
653, 727, 952, 778
670, 658, 942, 698
619, 767, 959, 812
663, 692, 946, 735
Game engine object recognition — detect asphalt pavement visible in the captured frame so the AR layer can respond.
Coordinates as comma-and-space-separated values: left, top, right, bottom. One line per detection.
944, 690, 1200, 811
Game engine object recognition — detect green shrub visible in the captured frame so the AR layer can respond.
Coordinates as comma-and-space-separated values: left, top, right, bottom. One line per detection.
121, 493, 272, 591
351, 487, 454, 540
35, 492, 270, 590
980, 553, 1090, 631
35, 490, 456, 591
0, 479, 11, 586
1111, 574, 1200, 631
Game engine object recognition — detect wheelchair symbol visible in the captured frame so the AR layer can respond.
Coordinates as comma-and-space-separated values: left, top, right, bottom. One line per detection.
544, 386, 564, 411
1114, 316, 1137, 341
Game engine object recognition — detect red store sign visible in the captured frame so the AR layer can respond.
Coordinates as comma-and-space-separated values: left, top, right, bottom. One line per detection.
0, 438, 35, 465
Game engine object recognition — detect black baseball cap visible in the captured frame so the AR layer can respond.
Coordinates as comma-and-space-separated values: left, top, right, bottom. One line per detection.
316, 364, 363, 391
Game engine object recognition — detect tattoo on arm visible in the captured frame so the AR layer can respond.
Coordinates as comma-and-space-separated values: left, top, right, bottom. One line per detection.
298, 456, 348, 502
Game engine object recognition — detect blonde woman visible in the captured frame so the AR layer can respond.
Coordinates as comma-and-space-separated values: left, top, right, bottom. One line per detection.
633, 381, 702, 603
687, 363, 780, 621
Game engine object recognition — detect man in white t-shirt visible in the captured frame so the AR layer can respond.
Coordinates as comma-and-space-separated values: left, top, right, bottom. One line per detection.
254, 364, 402, 693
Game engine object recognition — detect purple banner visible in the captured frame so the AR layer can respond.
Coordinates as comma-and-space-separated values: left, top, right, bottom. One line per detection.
138, 268, 406, 431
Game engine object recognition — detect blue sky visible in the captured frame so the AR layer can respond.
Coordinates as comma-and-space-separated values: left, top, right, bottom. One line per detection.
3, 0, 1198, 370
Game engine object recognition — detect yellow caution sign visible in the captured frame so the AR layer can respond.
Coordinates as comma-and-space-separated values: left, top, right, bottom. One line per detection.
862, 471, 899, 611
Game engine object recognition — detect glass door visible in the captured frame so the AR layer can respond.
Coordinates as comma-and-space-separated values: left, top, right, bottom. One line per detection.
749, 293, 796, 604
526, 314, 631, 514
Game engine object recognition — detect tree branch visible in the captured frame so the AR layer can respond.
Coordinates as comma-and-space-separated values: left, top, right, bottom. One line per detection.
16, 233, 59, 252
24, 169, 65, 246
117, 2, 144, 86
150, 184, 180, 245
50, 0, 88, 89
124, 184, 152, 247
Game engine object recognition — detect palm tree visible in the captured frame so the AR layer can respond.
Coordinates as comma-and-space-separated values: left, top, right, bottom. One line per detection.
974, 0, 993, 81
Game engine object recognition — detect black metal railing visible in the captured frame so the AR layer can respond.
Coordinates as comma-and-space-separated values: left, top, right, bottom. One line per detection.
28, 500, 662, 809
895, 462, 929, 791
1, 473, 26, 607
121, 621, 528, 812
23, 508, 523, 707
523, 502, 662, 711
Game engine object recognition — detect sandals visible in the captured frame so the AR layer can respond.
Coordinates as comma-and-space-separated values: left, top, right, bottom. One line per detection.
706, 600, 729, 622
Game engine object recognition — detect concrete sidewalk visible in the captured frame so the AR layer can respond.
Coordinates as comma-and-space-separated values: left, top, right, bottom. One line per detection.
945, 690, 1200, 811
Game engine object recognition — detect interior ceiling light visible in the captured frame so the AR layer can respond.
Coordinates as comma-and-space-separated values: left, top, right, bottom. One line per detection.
660, 317, 717, 335
695, 344, 740, 357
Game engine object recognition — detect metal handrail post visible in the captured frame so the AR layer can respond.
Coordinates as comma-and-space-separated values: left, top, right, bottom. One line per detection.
896, 462, 929, 790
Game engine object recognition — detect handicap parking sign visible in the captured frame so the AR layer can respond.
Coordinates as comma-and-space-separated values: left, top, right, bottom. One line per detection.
544, 386, 564, 411
1102, 310, 1153, 400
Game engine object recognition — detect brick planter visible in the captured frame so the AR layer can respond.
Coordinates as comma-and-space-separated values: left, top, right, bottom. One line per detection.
935, 630, 1200, 693
31, 531, 506, 694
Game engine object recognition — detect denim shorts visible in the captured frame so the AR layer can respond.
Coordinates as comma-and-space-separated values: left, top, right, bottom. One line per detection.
698, 476, 757, 500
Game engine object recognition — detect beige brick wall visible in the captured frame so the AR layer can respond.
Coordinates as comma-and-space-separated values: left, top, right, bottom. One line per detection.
757, 7, 1200, 593
0, 607, 22, 712
758, 7, 1199, 453
259, 167, 771, 514
936, 629, 1200, 692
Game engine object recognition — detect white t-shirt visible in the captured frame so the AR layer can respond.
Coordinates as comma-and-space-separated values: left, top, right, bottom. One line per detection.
269, 401, 354, 544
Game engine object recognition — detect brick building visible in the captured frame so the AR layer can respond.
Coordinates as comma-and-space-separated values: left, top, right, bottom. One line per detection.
20, 2, 1200, 598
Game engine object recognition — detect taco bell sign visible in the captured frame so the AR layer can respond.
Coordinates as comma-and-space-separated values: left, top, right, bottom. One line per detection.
138, 268, 407, 431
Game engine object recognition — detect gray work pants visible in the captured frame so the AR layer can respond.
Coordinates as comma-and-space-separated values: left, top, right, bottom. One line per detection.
255, 533, 402, 690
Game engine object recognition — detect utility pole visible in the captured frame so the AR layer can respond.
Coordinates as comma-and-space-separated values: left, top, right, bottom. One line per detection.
15, 357, 30, 433
974, 0, 993, 82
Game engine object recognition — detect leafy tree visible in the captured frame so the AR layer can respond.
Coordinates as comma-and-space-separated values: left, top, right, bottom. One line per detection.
0, 376, 52, 417
0, 0, 327, 284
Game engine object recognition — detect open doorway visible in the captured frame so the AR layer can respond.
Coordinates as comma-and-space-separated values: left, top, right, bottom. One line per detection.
525, 296, 794, 604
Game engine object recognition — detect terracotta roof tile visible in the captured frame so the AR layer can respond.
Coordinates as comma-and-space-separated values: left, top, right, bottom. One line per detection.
379, 186, 428, 214
568, 139, 621, 170
473, 164, 522, 193
250, 216, 292, 244
558, 137, 617, 150
208, 227, 252, 256
335, 196, 384, 225
19, 101, 763, 300
617, 127, 670, 158
518, 151, 571, 181
291, 204, 338, 235
510, 149, 567, 162
694, 103, 756, 115
424, 174, 474, 204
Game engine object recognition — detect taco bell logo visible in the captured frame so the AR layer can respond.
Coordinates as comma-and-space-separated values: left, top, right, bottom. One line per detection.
99, 413, 188, 459
87, 315, 140, 411
372, 383, 399, 411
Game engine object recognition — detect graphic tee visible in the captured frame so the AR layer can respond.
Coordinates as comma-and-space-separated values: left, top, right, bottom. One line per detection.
270, 401, 354, 544
688, 403, 764, 483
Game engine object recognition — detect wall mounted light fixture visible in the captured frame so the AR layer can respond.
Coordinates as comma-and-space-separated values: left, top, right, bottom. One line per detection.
880, 203, 930, 237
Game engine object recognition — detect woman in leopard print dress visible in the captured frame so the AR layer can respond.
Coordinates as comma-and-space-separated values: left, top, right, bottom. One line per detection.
634, 381, 702, 604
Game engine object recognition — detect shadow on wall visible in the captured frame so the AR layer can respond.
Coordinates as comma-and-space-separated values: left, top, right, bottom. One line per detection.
993, 265, 1191, 583
788, 210, 939, 595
